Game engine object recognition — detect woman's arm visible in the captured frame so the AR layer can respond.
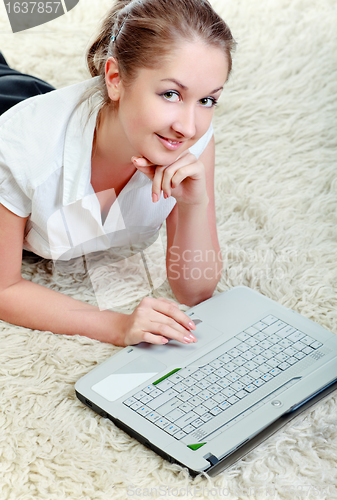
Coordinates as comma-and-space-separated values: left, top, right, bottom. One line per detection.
0, 204, 196, 346
165, 136, 223, 305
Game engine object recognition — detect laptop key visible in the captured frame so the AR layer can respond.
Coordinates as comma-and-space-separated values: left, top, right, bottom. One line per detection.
219, 401, 231, 410
205, 374, 220, 384
210, 406, 223, 416
155, 380, 174, 391
244, 360, 258, 370
191, 418, 205, 428
262, 321, 286, 335
218, 353, 233, 363
257, 363, 271, 374
182, 377, 198, 388
137, 406, 152, 417
235, 366, 249, 376
227, 395, 239, 405
130, 401, 143, 411
147, 389, 178, 410
193, 405, 208, 416
235, 390, 248, 399
123, 397, 137, 407
311, 341, 322, 349
134, 390, 147, 400
157, 397, 181, 416
245, 384, 256, 393
186, 386, 202, 396
222, 388, 236, 398
201, 412, 214, 423
294, 351, 306, 360
155, 417, 171, 429
165, 423, 181, 435
230, 381, 245, 392
198, 390, 213, 401
253, 379, 265, 387
179, 402, 194, 413
183, 424, 195, 434
302, 346, 314, 355
172, 382, 186, 393
174, 430, 187, 440
196, 380, 211, 390
200, 365, 216, 375
175, 411, 199, 428
145, 411, 161, 423
191, 370, 206, 381
236, 332, 251, 341
176, 391, 191, 402
212, 393, 227, 404
278, 362, 291, 371
214, 367, 229, 378
286, 356, 298, 365
301, 335, 314, 346
166, 408, 185, 422
140, 394, 153, 405
269, 367, 282, 376
204, 399, 218, 410
210, 359, 224, 369
189, 396, 203, 407
226, 372, 240, 383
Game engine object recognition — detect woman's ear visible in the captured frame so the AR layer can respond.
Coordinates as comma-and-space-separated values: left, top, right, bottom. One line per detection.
105, 57, 121, 102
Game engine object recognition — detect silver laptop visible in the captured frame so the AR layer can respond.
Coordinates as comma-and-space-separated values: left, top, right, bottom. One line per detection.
75, 286, 337, 476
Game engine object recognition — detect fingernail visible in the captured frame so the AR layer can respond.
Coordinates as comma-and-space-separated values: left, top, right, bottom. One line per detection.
188, 321, 196, 330
189, 333, 197, 342
132, 157, 139, 164
162, 337, 169, 344
152, 193, 158, 203
183, 336, 192, 344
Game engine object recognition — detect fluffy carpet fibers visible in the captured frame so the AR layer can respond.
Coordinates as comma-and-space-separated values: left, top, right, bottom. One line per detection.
0, 0, 336, 498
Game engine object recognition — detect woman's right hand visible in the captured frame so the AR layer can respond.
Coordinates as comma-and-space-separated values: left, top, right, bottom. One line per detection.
118, 297, 197, 347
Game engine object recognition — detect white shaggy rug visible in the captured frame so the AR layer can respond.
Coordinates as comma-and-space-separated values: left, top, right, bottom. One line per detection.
1, 0, 337, 498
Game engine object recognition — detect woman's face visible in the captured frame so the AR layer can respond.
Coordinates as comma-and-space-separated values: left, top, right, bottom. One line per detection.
114, 40, 229, 165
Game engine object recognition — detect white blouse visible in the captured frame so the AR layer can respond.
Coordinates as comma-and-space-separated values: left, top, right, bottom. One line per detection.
0, 77, 213, 261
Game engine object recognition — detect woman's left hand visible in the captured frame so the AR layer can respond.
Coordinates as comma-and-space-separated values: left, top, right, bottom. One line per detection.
132, 151, 208, 206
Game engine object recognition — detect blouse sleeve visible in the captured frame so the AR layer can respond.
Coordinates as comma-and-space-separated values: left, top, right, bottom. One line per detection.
0, 155, 32, 217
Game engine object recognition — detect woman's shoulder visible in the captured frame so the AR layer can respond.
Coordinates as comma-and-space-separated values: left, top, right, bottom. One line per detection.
0, 77, 100, 187
0, 77, 99, 130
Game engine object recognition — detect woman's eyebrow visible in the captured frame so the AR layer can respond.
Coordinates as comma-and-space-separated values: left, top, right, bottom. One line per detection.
160, 78, 223, 94
160, 78, 188, 90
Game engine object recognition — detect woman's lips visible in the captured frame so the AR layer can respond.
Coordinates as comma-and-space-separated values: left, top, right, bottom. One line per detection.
156, 134, 183, 151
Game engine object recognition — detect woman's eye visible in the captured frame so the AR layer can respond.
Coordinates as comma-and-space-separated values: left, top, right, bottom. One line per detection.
199, 97, 217, 108
162, 91, 180, 102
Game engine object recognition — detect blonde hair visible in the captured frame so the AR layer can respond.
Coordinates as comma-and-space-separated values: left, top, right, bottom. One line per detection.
86, 0, 236, 112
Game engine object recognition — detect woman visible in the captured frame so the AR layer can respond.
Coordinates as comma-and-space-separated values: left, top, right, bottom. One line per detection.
0, 0, 235, 346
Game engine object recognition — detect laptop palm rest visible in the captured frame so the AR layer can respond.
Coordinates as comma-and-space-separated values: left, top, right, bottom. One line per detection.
92, 356, 167, 402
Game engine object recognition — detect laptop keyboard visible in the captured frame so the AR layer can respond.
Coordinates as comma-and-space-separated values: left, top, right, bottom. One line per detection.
123, 315, 322, 441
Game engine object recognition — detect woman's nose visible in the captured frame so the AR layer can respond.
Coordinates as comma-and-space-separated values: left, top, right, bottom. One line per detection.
172, 104, 196, 139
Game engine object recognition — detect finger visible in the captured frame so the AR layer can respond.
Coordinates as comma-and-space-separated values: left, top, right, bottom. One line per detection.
151, 297, 197, 333
142, 331, 169, 345
145, 321, 196, 344
161, 154, 199, 196
132, 156, 155, 168
152, 165, 167, 203
151, 310, 196, 339
132, 161, 156, 181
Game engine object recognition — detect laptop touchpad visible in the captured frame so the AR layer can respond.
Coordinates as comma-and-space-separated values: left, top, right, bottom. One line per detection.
91, 356, 166, 402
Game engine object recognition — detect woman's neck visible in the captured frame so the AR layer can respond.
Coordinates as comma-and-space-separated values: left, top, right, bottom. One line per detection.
92, 104, 134, 169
